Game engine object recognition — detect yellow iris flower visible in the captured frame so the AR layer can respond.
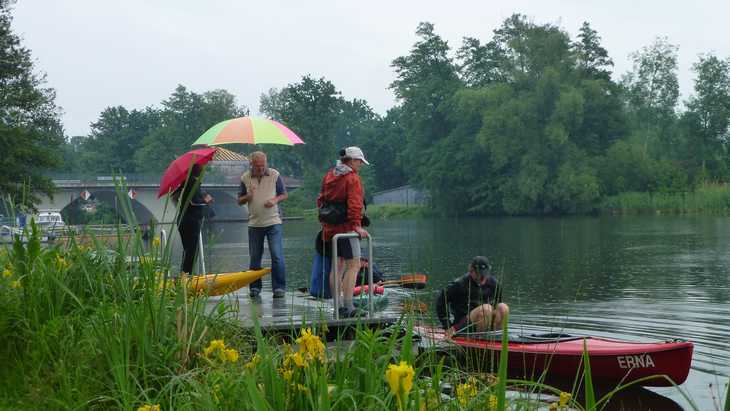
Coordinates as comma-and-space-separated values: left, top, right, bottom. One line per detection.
296, 328, 326, 362
223, 348, 239, 363
202, 339, 238, 363
488, 394, 497, 410
385, 361, 414, 397
559, 391, 572, 406
203, 339, 226, 357
280, 368, 293, 381
55, 255, 70, 270
455, 378, 478, 406
291, 351, 308, 368
244, 353, 261, 370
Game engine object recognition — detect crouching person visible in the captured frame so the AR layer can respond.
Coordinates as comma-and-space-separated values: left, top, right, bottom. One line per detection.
435, 256, 510, 337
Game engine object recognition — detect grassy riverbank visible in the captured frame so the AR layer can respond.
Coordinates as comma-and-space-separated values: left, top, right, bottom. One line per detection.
283, 184, 431, 222
289, 186, 730, 220
366, 204, 431, 219
286, 182, 730, 219
1, 223, 715, 410
285, 204, 430, 222
601, 184, 730, 215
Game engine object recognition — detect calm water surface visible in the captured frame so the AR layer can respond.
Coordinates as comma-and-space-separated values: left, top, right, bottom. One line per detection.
195, 215, 730, 409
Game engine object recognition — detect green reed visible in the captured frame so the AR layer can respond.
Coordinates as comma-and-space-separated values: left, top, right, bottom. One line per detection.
602, 183, 730, 214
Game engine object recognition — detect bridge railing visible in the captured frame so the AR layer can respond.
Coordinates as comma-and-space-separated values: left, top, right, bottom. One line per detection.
47, 172, 302, 188
47, 172, 234, 186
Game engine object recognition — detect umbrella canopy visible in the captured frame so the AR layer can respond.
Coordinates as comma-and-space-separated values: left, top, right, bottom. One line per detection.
158, 147, 217, 198
192, 116, 304, 146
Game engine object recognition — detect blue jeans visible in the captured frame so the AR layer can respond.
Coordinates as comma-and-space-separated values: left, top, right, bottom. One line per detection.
248, 224, 286, 291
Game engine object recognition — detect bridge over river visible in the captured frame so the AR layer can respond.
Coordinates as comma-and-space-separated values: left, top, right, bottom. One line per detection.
37, 174, 301, 224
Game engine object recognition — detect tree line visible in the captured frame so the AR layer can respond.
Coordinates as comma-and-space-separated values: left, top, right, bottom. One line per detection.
2, 4, 730, 215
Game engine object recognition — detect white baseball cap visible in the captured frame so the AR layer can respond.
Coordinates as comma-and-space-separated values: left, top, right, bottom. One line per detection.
343, 146, 370, 165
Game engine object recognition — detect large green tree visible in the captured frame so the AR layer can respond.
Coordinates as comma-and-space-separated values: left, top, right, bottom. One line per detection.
259, 76, 342, 174
452, 16, 610, 214
77, 106, 161, 174
571, 22, 626, 156
333, 98, 378, 151
57, 136, 85, 174
358, 107, 408, 192
574, 22, 613, 80
134, 86, 247, 173
621, 38, 680, 156
0, 0, 64, 208
681, 54, 730, 182
390, 22, 462, 193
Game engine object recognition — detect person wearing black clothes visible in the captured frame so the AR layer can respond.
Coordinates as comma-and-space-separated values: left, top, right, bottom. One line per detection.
435, 256, 509, 337
174, 164, 214, 275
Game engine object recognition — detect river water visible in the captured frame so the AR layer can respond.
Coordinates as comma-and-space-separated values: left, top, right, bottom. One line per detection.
194, 215, 730, 409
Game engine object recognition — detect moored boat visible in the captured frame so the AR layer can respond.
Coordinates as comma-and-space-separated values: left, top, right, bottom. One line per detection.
414, 325, 693, 387
181, 268, 271, 296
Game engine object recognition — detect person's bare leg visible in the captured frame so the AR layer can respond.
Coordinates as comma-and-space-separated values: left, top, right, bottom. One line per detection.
469, 304, 494, 331
329, 257, 346, 308
492, 303, 510, 330
341, 258, 360, 311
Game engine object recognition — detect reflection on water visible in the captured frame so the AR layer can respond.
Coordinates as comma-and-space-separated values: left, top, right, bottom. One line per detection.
183, 215, 729, 409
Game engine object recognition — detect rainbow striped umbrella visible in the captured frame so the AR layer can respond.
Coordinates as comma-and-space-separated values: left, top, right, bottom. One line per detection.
192, 116, 304, 146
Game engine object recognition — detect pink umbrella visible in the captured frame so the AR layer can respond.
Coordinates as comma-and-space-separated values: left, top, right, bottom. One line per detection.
158, 147, 217, 198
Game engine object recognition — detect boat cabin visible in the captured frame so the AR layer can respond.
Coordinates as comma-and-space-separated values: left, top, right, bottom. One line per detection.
35, 210, 65, 229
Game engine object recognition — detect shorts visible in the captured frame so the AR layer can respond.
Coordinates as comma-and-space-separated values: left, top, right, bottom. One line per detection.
336, 237, 361, 260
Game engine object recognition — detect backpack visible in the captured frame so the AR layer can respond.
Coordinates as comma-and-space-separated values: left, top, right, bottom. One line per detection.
318, 201, 348, 225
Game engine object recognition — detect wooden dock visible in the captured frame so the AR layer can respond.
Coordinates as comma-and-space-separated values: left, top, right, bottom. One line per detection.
208, 287, 416, 341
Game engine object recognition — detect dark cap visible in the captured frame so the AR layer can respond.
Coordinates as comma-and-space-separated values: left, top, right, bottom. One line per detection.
470, 256, 492, 275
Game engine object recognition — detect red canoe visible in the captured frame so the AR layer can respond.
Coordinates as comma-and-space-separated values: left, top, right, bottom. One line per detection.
415, 326, 693, 387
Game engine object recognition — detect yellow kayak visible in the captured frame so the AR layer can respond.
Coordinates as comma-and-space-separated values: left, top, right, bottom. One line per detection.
182, 268, 270, 296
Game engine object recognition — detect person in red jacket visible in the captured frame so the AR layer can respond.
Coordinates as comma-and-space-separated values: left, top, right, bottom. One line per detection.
317, 146, 370, 317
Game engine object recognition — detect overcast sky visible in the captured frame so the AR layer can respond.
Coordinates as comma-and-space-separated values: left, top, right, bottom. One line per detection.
11, 0, 730, 137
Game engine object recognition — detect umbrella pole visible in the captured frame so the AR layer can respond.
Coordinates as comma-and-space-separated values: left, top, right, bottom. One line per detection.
198, 228, 206, 275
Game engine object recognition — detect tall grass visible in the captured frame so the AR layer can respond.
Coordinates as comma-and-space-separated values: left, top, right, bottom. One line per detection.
601, 184, 730, 214
0, 178, 230, 410
365, 205, 430, 220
